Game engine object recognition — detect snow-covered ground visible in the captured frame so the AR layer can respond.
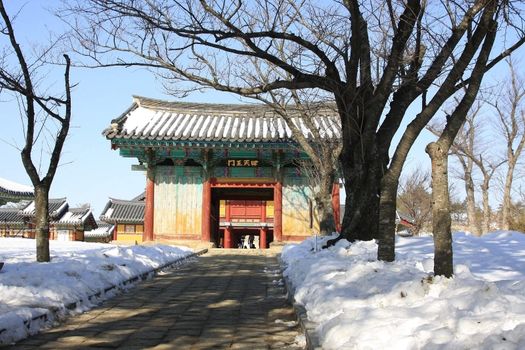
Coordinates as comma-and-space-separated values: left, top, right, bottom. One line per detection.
282, 231, 525, 350
0, 238, 193, 345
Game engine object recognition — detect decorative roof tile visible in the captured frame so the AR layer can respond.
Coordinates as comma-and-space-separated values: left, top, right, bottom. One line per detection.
104, 96, 341, 144
100, 198, 145, 224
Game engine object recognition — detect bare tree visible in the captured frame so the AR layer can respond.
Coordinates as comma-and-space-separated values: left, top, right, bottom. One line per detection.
425, 1, 497, 276
63, 0, 525, 264
269, 97, 342, 235
0, 2, 72, 262
429, 105, 481, 236
397, 168, 432, 236
294, 138, 342, 235
491, 60, 525, 230
429, 101, 504, 235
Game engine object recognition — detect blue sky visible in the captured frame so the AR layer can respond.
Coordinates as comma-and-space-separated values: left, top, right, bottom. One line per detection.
1, 1, 517, 217
0, 1, 243, 216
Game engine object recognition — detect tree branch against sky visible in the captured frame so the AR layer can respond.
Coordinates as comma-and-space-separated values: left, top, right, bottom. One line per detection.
62, 0, 525, 267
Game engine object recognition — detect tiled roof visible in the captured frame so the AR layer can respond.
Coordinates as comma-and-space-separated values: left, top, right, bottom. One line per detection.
0, 207, 26, 224
85, 222, 114, 239
0, 178, 33, 195
55, 207, 97, 228
131, 192, 145, 202
100, 198, 145, 224
0, 178, 34, 200
20, 198, 68, 220
103, 96, 341, 144
0, 201, 97, 230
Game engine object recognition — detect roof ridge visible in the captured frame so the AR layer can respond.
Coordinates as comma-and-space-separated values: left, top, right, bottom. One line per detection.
132, 95, 338, 114
109, 198, 145, 205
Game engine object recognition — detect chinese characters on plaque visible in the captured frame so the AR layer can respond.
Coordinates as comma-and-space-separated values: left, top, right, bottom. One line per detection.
227, 159, 259, 167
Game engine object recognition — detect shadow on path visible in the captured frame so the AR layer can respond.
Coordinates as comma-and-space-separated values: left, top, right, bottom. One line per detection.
7, 249, 304, 350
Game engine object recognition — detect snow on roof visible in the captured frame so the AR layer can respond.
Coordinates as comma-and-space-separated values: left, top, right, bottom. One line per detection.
56, 207, 96, 227
0, 178, 33, 196
103, 96, 341, 144
84, 223, 114, 238
21, 198, 68, 219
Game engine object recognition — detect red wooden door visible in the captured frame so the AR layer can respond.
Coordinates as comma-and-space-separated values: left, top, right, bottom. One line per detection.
229, 200, 264, 220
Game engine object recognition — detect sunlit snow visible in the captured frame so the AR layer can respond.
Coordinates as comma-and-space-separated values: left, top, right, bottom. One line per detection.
281, 231, 525, 350
0, 238, 192, 345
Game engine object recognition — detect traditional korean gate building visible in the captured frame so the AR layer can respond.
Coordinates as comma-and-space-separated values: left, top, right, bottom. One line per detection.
104, 96, 341, 248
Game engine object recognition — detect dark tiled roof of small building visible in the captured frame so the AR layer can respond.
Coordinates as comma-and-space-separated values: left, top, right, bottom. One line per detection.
103, 96, 341, 144
100, 198, 145, 224
0, 207, 27, 224
20, 198, 68, 220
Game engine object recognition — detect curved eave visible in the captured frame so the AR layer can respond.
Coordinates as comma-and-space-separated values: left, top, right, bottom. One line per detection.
109, 137, 300, 150
0, 221, 26, 226
100, 216, 144, 225
0, 189, 34, 197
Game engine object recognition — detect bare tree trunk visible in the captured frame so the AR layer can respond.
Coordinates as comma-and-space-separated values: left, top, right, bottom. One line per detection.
316, 197, 336, 235
34, 185, 50, 262
340, 156, 381, 242
494, 61, 525, 230
501, 163, 515, 230
315, 169, 336, 235
464, 171, 480, 235
426, 142, 453, 277
378, 171, 398, 261
481, 179, 491, 234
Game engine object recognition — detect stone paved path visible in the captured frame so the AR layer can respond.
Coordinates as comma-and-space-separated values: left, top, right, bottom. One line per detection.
8, 249, 304, 350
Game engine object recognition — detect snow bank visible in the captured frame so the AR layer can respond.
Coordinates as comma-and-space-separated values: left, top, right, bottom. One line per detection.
282, 232, 525, 349
0, 238, 193, 345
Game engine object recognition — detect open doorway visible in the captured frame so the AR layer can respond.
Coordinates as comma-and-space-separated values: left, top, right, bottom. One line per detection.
210, 187, 274, 248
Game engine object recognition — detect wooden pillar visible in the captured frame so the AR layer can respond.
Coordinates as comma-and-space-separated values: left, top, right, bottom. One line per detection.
113, 221, 118, 241
144, 165, 155, 242
260, 227, 267, 249
260, 202, 267, 249
201, 178, 211, 242
332, 183, 341, 232
274, 181, 283, 242
224, 200, 232, 248
224, 227, 232, 249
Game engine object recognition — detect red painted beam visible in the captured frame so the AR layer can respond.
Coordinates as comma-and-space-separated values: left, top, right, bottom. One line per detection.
201, 178, 211, 243
274, 181, 282, 242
